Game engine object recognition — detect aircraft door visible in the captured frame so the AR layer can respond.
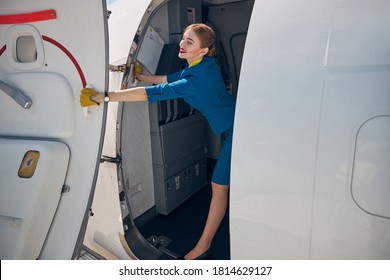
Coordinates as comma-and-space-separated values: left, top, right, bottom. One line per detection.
0, 1, 108, 259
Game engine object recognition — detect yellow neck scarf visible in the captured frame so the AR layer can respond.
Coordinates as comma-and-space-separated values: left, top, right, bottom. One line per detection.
189, 58, 203, 67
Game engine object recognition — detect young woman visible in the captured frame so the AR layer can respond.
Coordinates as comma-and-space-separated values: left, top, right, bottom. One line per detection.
81, 23, 236, 260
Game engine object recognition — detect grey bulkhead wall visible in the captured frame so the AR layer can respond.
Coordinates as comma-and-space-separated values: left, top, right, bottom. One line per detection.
120, 5, 171, 219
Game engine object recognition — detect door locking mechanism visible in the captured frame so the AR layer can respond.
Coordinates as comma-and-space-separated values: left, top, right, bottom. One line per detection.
0, 80, 32, 109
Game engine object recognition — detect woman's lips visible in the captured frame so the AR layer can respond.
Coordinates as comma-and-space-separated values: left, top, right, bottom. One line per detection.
179, 48, 186, 53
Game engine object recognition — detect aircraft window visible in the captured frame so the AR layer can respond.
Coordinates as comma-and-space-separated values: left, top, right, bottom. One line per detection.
16, 35, 37, 63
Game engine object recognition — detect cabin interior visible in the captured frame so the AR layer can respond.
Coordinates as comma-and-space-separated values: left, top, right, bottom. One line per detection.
117, 0, 254, 259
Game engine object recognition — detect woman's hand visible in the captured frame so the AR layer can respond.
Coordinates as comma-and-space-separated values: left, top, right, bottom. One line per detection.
89, 92, 105, 104
135, 74, 143, 81
80, 88, 104, 107
134, 63, 143, 80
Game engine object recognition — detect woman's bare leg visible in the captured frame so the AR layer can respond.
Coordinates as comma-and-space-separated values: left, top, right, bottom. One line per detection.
184, 182, 229, 260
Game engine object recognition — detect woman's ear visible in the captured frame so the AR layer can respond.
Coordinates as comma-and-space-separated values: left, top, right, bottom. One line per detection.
201, 47, 209, 55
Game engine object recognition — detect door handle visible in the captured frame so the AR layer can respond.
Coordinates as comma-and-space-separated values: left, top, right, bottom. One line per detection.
0, 80, 32, 109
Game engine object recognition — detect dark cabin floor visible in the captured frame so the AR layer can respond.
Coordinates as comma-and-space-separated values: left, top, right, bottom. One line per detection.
136, 159, 230, 260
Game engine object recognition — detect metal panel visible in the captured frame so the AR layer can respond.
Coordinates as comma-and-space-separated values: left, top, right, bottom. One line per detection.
0, 0, 109, 259
150, 113, 205, 165
188, 158, 207, 195
0, 139, 69, 259
167, 0, 202, 42
0, 72, 74, 138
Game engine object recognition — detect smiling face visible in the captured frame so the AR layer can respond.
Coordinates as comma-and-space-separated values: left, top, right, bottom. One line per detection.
178, 28, 209, 65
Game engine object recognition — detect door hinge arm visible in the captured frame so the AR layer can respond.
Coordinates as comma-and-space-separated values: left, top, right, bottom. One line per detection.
100, 155, 122, 164
109, 64, 127, 72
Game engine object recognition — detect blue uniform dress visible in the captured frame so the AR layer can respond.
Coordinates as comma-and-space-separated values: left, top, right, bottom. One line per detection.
145, 56, 236, 185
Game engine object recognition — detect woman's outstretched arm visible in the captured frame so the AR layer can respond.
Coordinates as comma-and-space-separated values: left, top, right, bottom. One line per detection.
90, 87, 148, 103
136, 74, 167, 84
81, 74, 167, 106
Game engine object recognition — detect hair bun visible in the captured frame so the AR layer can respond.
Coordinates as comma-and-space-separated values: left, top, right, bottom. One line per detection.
207, 45, 217, 57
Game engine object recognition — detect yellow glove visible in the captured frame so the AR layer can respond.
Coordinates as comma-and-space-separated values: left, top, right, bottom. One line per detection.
80, 88, 99, 107
134, 62, 143, 79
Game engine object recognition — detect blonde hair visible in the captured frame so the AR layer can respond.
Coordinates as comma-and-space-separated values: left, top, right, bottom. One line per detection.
184, 23, 217, 57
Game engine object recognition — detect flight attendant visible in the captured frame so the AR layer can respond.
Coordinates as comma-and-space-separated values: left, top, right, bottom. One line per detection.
81, 23, 236, 260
